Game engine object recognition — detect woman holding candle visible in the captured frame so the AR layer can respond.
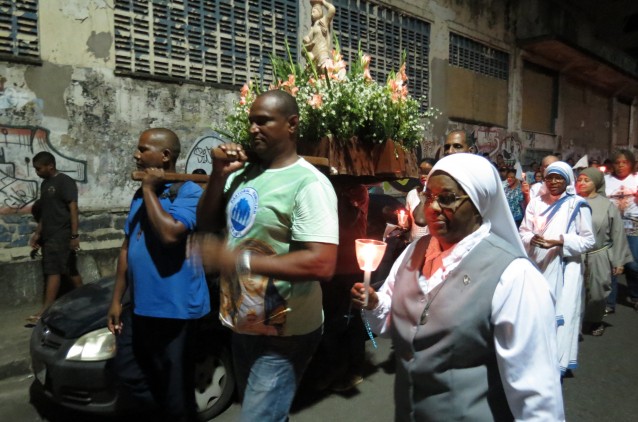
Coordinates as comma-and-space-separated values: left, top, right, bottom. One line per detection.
351, 154, 564, 421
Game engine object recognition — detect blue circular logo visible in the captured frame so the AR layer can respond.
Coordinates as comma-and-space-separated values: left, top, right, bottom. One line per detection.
228, 187, 259, 238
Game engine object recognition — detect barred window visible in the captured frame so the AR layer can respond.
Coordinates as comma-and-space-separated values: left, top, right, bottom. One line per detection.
449, 33, 508, 80
0, 0, 39, 63
114, 0, 298, 87
332, 0, 431, 107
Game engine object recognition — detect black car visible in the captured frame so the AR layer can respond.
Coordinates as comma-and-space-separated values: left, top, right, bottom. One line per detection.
29, 276, 235, 420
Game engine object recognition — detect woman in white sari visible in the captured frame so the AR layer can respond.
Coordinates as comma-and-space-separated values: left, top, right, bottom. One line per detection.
519, 161, 595, 375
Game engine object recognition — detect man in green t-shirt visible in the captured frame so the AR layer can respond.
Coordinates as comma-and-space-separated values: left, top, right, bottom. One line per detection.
196, 90, 339, 421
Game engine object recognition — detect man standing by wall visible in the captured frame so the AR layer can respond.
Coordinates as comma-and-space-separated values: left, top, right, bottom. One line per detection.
28, 151, 83, 322
107, 128, 210, 421
196, 90, 339, 421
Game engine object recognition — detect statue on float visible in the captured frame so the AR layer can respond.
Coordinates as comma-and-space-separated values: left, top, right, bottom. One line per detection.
303, 0, 336, 68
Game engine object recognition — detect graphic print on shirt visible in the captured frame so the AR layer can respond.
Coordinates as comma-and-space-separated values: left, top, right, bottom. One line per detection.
220, 238, 288, 336
606, 175, 638, 235
608, 185, 635, 217
227, 187, 258, 238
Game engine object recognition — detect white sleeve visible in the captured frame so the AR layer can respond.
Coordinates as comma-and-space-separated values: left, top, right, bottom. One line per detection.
363, 241, 418, 337
562, 205, 595, 257
518, 198, 537, 246
292, 179, 339, 244
492, 258, 565, 421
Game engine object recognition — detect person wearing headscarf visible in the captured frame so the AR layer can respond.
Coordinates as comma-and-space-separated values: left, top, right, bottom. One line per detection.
519, 161, 595, 375
576, 167, 632, 336
528, 155, 560, 199
352, 154, 564, 421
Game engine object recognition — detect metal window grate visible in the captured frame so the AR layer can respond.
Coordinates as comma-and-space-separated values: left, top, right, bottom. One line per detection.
332, 0, 430, 108
449, 32, 508, 80
0, 0, 39, 61
114, 0, 298, 87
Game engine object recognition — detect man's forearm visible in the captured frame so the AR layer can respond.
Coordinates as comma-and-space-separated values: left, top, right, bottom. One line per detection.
69, 201, 80, 235
142, 186, 187, 245
111, 239, 129, 306
247, 244, 338, 282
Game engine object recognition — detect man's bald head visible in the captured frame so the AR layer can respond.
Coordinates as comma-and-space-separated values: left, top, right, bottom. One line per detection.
255, 90, 299, 121
141, 128, 181, 163
540, 155, 559, 173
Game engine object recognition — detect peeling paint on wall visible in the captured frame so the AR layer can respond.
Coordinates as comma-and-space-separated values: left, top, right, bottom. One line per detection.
86, 31, 112, 60
60, 0, 110, 21
24, 63, 73, 119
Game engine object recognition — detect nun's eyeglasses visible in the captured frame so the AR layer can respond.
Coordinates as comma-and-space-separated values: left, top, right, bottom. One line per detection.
424, 192, 469, 209
544, 175, 566, 183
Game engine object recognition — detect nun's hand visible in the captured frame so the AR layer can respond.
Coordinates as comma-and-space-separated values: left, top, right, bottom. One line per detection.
350, 282, 379, 310
532, 234, 563, 249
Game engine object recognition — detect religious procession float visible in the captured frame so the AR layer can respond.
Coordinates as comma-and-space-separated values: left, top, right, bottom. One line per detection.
220, 0, 439, 180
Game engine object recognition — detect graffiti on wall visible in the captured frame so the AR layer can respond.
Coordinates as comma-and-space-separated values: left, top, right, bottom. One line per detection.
472, 127, 523, 165
427, 124, 525, 165
184, 131, 229, 175
0, 125, 87, 214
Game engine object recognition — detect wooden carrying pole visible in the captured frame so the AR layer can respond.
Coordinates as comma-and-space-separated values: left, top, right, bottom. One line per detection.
131, 147, 330, 182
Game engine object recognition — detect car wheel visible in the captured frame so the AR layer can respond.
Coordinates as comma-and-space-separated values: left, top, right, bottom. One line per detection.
194, 345, 235, 421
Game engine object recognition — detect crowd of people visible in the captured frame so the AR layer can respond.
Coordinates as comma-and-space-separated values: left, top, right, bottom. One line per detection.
28, 91, 638, 420
352, 130, 637, 420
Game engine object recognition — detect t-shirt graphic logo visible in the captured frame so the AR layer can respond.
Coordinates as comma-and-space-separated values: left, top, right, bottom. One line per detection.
228, 187, 259, 238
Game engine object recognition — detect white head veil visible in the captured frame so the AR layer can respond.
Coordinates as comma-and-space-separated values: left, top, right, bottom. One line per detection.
429, 153, 526, 256
544, 161, 576, 195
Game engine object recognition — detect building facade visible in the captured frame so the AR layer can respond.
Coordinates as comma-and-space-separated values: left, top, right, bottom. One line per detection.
1, 0, 637, 304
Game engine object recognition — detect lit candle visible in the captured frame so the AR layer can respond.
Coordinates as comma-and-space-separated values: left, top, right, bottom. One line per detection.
355, 239, 388, 307
397, 209, 408, 227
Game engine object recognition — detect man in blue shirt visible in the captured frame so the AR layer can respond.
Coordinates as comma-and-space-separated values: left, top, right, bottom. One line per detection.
107, 128, 210, 421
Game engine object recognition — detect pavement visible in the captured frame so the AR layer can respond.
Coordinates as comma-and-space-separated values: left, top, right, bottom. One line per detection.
0, 303, 41, 381
1, 284, 638, 421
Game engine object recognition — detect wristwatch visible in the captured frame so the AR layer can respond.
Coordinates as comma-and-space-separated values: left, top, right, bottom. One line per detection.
236, 250, 251, 278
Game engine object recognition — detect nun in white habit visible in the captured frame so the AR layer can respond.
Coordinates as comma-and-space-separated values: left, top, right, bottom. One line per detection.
353, 154, 564, 421
519, 161, 595, 375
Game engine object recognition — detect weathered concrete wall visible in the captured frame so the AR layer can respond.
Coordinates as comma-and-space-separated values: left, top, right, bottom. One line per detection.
0, 0, 238, 303
516, 0, 638, 77
0, 246, 120, 307
0, 0, 237, 264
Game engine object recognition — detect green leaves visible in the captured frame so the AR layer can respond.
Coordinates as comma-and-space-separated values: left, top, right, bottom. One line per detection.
221, 40, 439, 151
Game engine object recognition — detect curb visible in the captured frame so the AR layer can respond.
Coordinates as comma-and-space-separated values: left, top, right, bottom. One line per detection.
0, 304, 39, 382
0, 357, 31, 381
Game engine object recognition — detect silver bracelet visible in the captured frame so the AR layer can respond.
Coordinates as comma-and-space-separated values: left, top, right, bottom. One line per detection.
236, 250, 251, 278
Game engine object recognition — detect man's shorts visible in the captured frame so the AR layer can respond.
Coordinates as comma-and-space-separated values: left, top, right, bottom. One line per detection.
42, 239, 79, 276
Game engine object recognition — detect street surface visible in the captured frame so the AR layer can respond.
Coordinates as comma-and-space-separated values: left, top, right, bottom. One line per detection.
1, 300, 638, 421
